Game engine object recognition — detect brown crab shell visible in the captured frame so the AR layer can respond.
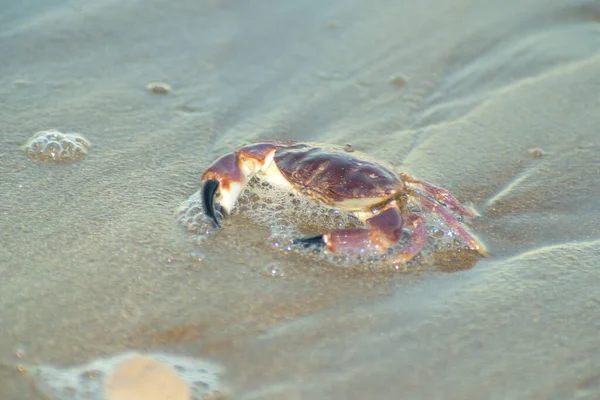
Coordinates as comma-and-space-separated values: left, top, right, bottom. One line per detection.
273, 143, 404, 208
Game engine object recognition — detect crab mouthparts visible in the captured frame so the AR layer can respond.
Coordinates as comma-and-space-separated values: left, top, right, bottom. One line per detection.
202, 179, 221, 228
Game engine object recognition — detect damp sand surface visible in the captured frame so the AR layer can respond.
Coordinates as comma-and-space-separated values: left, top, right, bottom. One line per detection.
1, 0, 600, 398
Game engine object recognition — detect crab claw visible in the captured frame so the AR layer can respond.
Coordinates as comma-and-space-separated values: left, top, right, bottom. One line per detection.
200, 143, 280, 229
202, 179, 222, 228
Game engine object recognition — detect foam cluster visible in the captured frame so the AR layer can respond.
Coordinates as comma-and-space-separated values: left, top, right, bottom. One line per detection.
177, 178, 360, 237
27, 352, 223, 400
177, 191, 216, 236
23, 129, 91, 161
237, 179, 361, 234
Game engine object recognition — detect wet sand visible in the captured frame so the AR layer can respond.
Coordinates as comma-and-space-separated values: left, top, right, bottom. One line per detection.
1, 0, 600, 398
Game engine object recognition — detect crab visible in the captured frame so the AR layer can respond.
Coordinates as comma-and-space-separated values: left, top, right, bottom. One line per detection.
200, 141, 487, 264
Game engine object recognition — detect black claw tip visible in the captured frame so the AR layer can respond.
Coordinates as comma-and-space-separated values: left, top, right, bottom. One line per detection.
292, 235, 325, 248
202, 179, 221, 228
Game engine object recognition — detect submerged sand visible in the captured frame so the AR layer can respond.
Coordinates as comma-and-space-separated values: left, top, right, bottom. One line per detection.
1, 0, 599, 398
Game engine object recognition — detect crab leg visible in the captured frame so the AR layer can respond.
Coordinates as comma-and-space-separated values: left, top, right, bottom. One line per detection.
295, 206, 427, 263
295, 207, 429, 263
416, 193, 488, 256
201, 142, 282, 227
296, 207, 402, 255
393, 214, 427, 264
400, 173, 479, 218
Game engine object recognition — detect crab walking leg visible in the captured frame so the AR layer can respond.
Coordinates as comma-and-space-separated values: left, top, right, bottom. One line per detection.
400, 173, 479, 218
416, 192, 488, 256
296, 207, 403, 255
393, 214, 427, 264
296, 207, 428, 264
201, 142, 281, 227
322, 228, 383, 255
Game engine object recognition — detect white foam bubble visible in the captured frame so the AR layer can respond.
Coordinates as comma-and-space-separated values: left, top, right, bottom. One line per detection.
23, 129, 91, 161
176, 190, 218, 238
27, 352, 224, 400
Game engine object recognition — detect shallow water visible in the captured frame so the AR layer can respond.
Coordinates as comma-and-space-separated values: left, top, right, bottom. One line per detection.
1, 0, 599, 398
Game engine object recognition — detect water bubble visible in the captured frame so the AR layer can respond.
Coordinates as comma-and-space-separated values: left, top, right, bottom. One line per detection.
42, 142, 61, 159
176, 190, 217, 234
188, 251, 204, 262
59, 139, 74, 151
431, 227, 444, 238
261, 262, 285, 278
79, 369, 103, 381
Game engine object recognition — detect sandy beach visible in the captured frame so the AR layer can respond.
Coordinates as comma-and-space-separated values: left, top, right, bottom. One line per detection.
1, 0, 599, 398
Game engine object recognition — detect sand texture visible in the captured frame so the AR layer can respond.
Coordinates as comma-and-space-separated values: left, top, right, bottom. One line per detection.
1, 0, 599, 399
